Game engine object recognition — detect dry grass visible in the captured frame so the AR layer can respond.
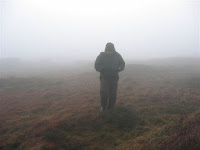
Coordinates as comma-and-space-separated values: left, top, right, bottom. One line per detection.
0, 64, 200, 150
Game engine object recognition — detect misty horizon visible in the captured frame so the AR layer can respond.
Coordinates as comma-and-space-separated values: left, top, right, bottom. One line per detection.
1, 0, 200, 62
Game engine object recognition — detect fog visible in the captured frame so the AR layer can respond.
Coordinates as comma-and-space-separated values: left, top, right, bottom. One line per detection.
1, 2, 200, 149
0, 0, 200, 62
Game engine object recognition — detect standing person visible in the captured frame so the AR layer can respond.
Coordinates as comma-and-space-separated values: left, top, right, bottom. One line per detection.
95, 42, 125, 111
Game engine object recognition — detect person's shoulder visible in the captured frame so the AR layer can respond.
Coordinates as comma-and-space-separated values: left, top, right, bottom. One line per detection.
96, 52, 105, 59
100, 52, 105, 55
99, 52, 106, 56
114, 51, 122, 57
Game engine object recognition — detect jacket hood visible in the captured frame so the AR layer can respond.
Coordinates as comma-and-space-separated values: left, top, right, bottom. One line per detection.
105, 42, 115, 52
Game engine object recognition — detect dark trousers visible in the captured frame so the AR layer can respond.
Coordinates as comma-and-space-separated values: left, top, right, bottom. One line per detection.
100, 77, 118, 109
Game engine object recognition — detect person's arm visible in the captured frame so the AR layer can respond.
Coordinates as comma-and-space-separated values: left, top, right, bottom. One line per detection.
95, 53, 104, 72
118, 54, 125, 72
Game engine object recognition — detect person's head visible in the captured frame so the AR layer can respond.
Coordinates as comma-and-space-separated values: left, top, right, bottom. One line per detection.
105, 42, 115, 54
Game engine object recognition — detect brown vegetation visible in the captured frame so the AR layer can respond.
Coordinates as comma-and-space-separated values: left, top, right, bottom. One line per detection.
0, 63, 200, 150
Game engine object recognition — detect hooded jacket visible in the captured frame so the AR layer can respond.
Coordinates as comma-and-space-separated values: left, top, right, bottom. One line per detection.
95, 43, 125, 79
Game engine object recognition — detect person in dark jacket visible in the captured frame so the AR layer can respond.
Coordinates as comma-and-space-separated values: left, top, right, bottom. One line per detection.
95, 42, 125, 111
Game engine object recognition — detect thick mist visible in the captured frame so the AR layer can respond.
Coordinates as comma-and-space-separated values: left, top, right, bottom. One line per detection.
1, 0, 200, 62
1, 1, 200, 149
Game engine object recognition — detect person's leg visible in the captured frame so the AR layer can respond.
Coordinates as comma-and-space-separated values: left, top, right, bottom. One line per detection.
108, 78, 118, 109
100, 78, 110, 110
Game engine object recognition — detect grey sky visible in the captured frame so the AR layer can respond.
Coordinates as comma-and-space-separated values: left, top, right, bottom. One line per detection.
0, 0, 200, 62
